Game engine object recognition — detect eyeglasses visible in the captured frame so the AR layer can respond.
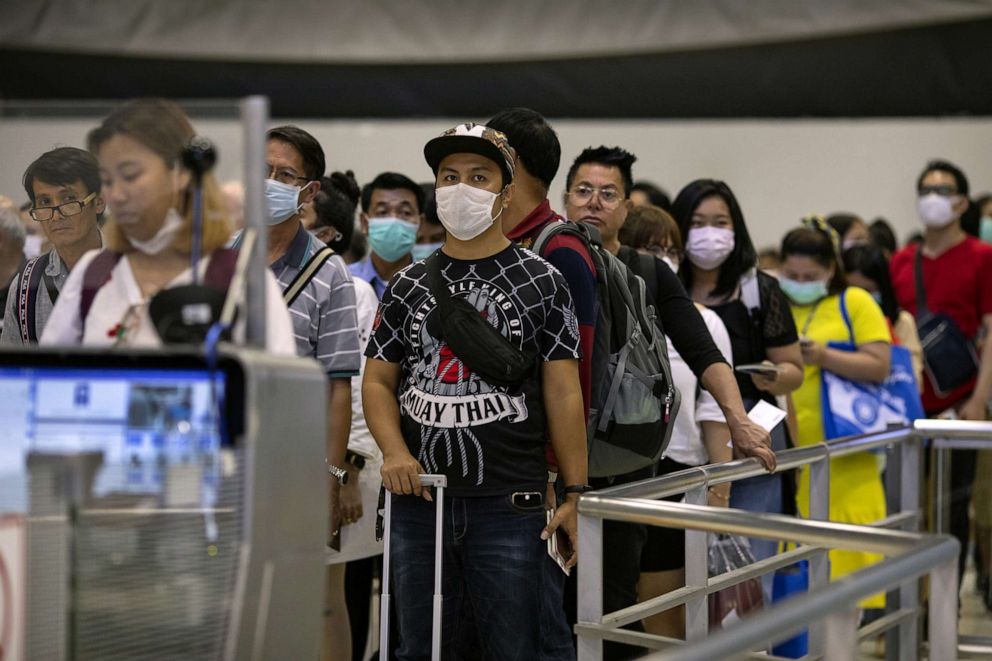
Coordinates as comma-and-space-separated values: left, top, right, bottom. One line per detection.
918, 185, 957, 197
568, 184, 623, 209
643, 244, 683, 261
30, 192, 97, 221
266, 166, 309, 187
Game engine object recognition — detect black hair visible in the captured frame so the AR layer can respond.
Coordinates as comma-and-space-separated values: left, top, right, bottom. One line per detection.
843, 244, 899, 323
868, 218, 897, 255
419, 182, 440, 226
631, 181, 672, 212
565, 146, 636, 198
360, 172, 424, 214
917, 159, 969, 197
825, 213, 865, 242
267, 125, 326, 181
976, 194, 992, 214
780, 226, 847, 296
671, 179, 758, 299
23, 147, 104, 220
486, 107, 561, 191
312, 170, 359, 253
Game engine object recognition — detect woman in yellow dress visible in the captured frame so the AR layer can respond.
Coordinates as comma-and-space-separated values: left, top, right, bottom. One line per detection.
778, 219, 891, 608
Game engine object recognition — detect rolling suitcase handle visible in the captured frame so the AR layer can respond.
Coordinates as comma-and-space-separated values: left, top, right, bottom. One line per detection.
380, 474, 447, 661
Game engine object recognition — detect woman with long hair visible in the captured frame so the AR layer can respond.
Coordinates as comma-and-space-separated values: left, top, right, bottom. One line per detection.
672, 179, 804, 586
42, 98, 293, 350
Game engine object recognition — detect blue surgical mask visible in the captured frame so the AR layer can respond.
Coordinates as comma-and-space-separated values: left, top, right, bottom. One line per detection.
981, 216, 992, 245
368, 216, 418, 262
264, 178, 305, 225
411, 240, 444, 262
779, 278, 828, 306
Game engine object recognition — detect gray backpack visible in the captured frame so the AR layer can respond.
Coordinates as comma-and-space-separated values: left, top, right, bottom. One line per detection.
532, 221, 681, 478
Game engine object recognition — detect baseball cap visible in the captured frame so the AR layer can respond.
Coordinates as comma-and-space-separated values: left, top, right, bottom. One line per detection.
424, 123, 515, 186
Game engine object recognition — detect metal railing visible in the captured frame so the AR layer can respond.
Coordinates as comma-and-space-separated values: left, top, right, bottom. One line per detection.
575, 419, 992, 660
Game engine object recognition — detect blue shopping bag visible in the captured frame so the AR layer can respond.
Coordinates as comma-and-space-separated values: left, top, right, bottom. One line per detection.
771, 559, 809, 657
821, 291, 925, 440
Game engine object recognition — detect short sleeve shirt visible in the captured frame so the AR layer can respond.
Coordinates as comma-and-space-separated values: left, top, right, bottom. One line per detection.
708, 271, 799, 402
791, 287, 891, 446
664, 306, 732, 466
267, 225, 361, 378
365, 244, 581, 497
891, 237, 992, 412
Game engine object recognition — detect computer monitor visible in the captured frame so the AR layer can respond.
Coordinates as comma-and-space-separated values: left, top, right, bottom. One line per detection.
0, 360, 237, 514
0, 347, 325, 660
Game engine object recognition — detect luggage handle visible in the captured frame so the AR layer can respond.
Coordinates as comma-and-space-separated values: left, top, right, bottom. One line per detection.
379, 474, 447, 661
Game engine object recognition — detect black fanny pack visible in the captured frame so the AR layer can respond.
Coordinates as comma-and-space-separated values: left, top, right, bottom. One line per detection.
425, 251, 537, 387
914, 249, 979, 397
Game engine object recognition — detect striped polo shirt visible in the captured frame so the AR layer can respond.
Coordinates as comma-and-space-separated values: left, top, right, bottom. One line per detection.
241, 224, 361, 378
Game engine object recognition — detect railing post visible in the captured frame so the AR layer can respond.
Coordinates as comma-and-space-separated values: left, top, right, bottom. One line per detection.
889, 437, 921, 661
928, 553, 959, 661
823, 606, 860, 661
807, 452, 830, 657
684, 483, 709, 642
577, 509, 603, 661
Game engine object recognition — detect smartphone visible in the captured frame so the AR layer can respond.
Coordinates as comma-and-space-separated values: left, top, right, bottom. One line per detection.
546, 509, 571, 575
735, 363, 783, 377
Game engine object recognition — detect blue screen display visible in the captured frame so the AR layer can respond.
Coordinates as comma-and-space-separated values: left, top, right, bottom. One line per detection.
0, 367, 225, 514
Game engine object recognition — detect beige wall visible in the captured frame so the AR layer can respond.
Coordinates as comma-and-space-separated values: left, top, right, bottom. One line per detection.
3, 113, 990, 250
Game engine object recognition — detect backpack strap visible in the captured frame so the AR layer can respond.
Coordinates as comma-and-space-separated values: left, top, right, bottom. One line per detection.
283, 246, 335, 306
913, 248, 930, 319
838, 288, 855, 345
616, 246, 659, 307
16, 252, 50, 343
741, 268, 761, 314
80, 250, 122, 327
204, 248, 240, 291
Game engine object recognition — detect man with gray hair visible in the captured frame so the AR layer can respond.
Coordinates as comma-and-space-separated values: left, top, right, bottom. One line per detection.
0, 197, 27, 332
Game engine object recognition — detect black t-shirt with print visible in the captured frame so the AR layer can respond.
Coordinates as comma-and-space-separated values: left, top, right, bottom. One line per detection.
366, 244, 581, 497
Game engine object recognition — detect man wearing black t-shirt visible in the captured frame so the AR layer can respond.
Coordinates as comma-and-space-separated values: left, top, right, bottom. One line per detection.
363, 124, 587, 660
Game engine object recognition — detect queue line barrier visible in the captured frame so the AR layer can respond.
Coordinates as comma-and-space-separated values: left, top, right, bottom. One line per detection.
575, 419, 992, 660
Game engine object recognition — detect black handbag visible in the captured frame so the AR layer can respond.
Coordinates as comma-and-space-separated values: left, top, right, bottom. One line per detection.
424, 252, 537, 387
914, 249, 979, 397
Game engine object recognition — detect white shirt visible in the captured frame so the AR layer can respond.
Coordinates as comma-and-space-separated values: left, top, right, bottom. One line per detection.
40, 249, 296, 355
664, 306, 733, 466
347, 277, 382, 462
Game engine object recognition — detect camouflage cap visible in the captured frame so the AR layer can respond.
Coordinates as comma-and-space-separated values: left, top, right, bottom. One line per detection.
424, 123, 515, 186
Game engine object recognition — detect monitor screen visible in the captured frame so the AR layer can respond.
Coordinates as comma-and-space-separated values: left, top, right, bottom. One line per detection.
0, 365, 228, 514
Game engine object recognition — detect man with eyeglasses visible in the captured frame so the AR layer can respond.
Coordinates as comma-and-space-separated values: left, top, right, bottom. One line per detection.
2, 147, 104, 345
891, 159, 992, 584
563, 145, 775, 660
233, 125, 361, 658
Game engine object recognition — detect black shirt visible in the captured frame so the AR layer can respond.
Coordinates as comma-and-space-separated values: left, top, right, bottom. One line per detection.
366, 244, 581, 497
708, 271, 799, 403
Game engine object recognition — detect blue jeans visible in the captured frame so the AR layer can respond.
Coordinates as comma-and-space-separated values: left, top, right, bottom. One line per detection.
390, 492, 573, 661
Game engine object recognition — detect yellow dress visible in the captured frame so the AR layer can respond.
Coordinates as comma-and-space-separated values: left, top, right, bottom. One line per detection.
791, 287, 891, 609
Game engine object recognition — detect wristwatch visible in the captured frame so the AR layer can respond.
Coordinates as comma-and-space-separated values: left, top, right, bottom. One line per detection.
327, 463, 349, 485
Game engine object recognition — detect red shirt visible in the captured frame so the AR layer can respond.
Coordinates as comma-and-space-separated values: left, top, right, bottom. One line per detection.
508, 200, 598, 470
891, 236, 992, 413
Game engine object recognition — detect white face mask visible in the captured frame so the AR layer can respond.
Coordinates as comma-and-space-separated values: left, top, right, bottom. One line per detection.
434, 183, 504, 241
264, 178, 307, 225
686, 226, 735, 271
917, 193, 957, 228
129, 207, 183, 255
